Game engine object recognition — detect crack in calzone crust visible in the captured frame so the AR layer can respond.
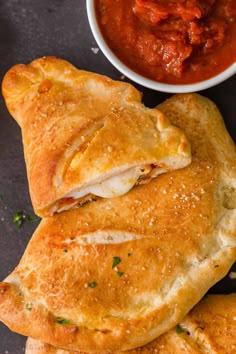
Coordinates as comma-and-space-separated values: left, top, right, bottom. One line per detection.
0, 94, 235, 352
25, 293, 236, 353
2, 56, 191, 217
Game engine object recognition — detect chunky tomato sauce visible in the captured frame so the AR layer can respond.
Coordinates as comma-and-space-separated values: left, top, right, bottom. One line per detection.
96, 0, 236, 84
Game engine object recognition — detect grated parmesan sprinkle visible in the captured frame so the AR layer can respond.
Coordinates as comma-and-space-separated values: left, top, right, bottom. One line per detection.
91, 47, 99, 54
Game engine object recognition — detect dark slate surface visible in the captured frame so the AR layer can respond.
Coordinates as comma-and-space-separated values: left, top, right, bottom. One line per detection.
0, 1, 235, 353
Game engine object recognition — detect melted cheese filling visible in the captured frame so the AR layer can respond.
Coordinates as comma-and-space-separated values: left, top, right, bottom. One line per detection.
70, 166, 151, 199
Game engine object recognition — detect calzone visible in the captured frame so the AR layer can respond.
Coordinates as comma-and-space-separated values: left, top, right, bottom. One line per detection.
0, 94, 235, 352
2, 56, 191, 217
25, 293, 236, 353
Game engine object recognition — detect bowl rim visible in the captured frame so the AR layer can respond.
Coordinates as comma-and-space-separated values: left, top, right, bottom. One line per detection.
86, 0, 236, 93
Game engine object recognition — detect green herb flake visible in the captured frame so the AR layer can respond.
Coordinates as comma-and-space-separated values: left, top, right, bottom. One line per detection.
202, 294, 209, 302
88, 281, 97, 288
63, 249, 68, 253
112, 256, 121, 269
214, 264, 219, 268
13, 210, 24, 229
13, 210, 41, 229
117, 271, 124, 277
26, 307, 32, 312
55, 317, 69, 325
176, 324, 184, 334
25, 215, 41, 223
127, 253, 131, 257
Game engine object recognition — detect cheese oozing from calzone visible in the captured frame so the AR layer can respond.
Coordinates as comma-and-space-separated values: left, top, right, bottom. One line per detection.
2, 56, 191, 217
69, 166, 148, 199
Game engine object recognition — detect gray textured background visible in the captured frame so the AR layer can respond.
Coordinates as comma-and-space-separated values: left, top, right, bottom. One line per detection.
0, 1, 235, 353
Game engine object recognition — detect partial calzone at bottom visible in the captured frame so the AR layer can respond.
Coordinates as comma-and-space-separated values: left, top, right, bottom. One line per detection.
25, 294, 236, 354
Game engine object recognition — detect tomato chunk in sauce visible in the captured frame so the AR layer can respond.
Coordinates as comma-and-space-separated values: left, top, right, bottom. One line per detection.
96, 0, 236, 84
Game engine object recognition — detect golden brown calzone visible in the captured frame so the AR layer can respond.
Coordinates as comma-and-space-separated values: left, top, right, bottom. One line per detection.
0, 94, 235, 352
2, 56, 191, 217
25, 293, 236, 354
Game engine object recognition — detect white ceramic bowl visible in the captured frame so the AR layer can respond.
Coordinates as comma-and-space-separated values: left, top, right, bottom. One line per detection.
86, 0, 236, 93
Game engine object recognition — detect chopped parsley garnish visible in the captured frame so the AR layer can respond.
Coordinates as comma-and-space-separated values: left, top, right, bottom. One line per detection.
13, 210, 41, 229
117, 271, 124, 277
112, 256, 121, 269
214, 264, 219, 268
25, 215, 41, 223
63, 249, 68, 253
127, 253, 131, 257
55, 317, 69, 324
13, 210, 24, 229
202, 294, 208, 302
88, 281, 97, 288
176, 324, 184, 334
26, 307, 32, 312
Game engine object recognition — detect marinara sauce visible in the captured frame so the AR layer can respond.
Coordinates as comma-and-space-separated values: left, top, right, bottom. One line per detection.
95, 0, 236, 84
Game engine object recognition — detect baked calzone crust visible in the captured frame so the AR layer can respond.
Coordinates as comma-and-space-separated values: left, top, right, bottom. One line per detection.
25, 293, 236, 354
0, 94, 235, 352
2, 56, 191, 217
